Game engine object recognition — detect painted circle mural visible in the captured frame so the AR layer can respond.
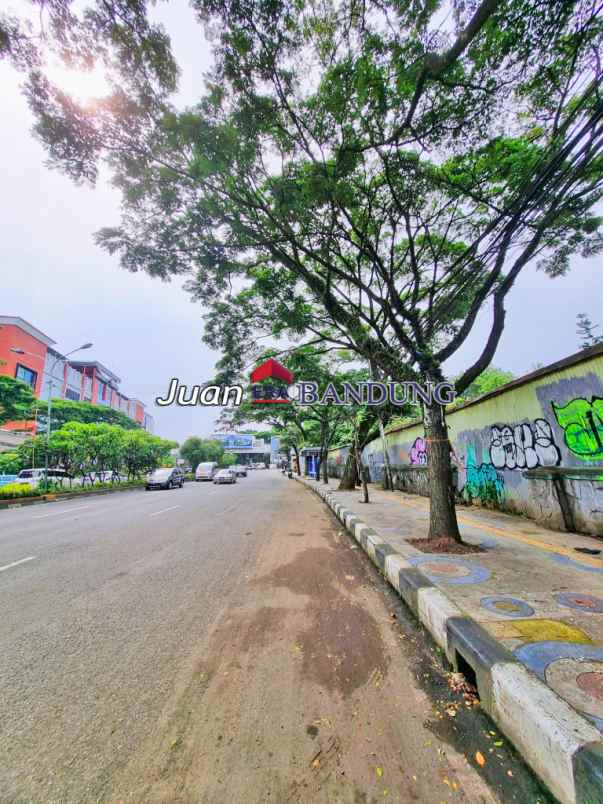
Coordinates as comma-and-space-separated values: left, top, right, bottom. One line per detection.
408, 556, 491, 585
546, 659, 603, 723
555, 592, 603, 613
480, 596, 535, 618
515, 642, 603, 729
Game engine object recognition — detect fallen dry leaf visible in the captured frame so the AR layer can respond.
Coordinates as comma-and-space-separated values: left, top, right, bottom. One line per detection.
376, 767, 384, 778
475, 751, 486, 767
312, 758, 321, 770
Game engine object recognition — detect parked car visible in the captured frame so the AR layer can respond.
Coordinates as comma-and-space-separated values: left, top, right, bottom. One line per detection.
233, 465, 247, 477
17, 468, 75, 487
195, 461, 219, 481
145, 467, 184, 490
213, 468, 237, 485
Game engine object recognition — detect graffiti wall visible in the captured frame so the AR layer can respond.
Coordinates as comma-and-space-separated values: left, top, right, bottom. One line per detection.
327, 347, 603, 535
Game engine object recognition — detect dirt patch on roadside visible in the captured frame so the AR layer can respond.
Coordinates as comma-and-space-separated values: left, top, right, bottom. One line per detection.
408, 537, 484, 554
108, 479, 509, 804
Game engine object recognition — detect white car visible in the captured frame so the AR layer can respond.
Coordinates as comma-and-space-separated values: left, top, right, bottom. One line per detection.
213, 468, 237, 485
195, 462, 219, 481
16, 468, 76, 487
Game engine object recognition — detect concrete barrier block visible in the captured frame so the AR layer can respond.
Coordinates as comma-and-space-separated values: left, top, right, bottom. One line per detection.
398, 568, 434, 612
383, 553, 411, 592
490, 662, 601, 804
417, 587, 464, 658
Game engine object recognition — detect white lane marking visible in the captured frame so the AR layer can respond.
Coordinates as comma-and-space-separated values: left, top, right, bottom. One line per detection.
0, 556, 36, 573
32, 505, 91, 520
149, 506, 180, 517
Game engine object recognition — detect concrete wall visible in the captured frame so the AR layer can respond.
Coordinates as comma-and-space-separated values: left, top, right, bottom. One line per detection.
327, 345, 603, 536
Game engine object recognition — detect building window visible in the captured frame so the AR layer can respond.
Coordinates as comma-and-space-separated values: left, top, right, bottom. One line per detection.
15, 363, 37, 389
64, 388, 80, 401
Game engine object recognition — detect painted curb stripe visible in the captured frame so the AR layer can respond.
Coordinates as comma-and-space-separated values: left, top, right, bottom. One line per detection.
374, 543, 397, 571
398, 567, 434, 611
417, 587, 464, 658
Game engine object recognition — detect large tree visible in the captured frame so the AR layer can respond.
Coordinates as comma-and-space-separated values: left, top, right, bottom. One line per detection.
13, 0, 603, 542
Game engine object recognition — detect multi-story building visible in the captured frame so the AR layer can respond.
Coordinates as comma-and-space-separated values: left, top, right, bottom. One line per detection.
0, 316, 154, 434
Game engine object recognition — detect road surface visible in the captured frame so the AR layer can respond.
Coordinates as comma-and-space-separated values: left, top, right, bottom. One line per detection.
0, 472, 550, 802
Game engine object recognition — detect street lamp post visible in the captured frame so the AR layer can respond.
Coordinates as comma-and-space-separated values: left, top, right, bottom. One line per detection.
10, 342, 93, 487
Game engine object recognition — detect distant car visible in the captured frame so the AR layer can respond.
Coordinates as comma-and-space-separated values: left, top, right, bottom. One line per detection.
213, 468, 237, 485
145, 467, 184, 490
254, 462, 266, 470
195, 462, 219, 481
233, 465, 247, 477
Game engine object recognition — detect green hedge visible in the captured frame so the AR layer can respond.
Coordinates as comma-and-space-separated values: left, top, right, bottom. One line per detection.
0, 479, 145, 500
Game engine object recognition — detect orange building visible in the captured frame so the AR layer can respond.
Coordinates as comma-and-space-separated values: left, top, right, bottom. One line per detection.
0, 316, 154, 434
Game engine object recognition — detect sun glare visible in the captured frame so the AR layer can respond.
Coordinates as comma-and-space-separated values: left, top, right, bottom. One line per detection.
45, 62, 112, 104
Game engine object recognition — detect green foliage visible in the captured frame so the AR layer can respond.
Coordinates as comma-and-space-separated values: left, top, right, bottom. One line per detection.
0, 376, 36, 425
455, 367, 516, 403
0, 452, 22, 474
41, 399, 140, 431
0, 482, 39, 498
16, 422, 177, 482
576, 313, 603, 349
220, 452, 237, 467
12, 0, 602, 398
179, 437, 224, 469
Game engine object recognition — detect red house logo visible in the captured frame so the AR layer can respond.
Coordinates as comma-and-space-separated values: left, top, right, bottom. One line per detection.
250, 358, 293, 403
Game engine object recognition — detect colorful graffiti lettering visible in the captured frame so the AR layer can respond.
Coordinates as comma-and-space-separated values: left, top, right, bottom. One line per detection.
489, 418, 560, 471
410, 437, 428, 465
552, 397, 603, 460
463, 445, 505, 504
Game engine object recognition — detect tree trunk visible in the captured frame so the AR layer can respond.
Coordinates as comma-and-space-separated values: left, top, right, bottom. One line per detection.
354, 437, 369, 503
338, 449, 358, 490
321, 447, 329, 484
423, 400, 461, 542
378, 416, 394, 490
293, 444, 301, 475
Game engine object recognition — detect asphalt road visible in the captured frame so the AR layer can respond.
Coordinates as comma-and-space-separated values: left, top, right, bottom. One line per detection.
0, 472, 550, 803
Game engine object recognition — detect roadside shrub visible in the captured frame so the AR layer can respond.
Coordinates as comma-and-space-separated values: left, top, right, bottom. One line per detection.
0, 482, 42, 498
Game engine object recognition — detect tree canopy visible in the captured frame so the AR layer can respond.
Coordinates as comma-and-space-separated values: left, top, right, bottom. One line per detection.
41, 398, 141, 431
10, 0, 603, 540
179, 436, 224, 469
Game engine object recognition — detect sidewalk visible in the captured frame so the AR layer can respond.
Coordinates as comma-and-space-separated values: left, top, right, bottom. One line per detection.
299, 475, 603, 804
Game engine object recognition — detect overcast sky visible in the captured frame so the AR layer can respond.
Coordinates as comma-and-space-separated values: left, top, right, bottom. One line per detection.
1, 1, 601, 443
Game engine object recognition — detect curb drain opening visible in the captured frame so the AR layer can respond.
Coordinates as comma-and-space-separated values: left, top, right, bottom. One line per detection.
455, 651, 479, 699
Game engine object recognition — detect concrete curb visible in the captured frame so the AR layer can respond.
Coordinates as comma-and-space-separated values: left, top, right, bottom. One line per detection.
298, 476, 603, 804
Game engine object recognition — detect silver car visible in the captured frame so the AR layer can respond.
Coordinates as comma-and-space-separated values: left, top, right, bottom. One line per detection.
213, 468, 237, 485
